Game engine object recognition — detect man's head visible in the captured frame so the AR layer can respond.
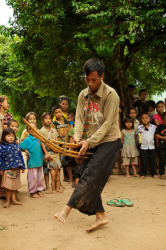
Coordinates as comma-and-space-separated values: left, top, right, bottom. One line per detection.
83, 58, 105, 94
139, 89, 147, 101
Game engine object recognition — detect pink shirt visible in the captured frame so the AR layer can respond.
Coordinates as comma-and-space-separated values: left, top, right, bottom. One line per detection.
153, 113, 162, 125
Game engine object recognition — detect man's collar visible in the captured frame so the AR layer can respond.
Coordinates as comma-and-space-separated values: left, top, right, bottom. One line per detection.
84, 80, 104, 98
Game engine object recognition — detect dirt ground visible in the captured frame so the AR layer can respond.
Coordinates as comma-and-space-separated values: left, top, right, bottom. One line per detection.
1, 167, 166, 250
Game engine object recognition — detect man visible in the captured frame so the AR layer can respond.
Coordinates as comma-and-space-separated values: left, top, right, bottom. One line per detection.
54, 58, 121, 232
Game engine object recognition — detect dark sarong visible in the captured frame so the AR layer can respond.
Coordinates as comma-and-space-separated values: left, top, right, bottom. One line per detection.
67, 139, 121, 215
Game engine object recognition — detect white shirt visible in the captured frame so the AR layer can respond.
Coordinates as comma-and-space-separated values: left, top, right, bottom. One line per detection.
136, 124, 156, 150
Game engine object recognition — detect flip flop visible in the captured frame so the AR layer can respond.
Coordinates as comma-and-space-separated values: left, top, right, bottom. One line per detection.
120, 198, 133, 207
107, 199, 125, 207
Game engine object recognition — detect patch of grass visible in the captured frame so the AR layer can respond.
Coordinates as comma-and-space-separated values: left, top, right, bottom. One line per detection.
0, 226, 7, 231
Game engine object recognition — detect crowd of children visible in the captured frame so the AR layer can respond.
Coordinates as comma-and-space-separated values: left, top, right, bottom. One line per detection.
0, 87, 166, 208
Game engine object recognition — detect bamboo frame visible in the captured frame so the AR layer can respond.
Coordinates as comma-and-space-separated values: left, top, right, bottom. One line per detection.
22, 118, 91, 158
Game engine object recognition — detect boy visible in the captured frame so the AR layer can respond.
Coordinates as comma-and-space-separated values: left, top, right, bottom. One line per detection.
128, 84, 139, 105
155, 112, 166, 179
133, 89, 150, 117
147, 100, 156, 124
137, 113, 157, 178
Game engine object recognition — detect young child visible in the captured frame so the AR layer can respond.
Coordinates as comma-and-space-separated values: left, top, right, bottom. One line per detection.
59, 96, 70, 119
7, 120, 19, 144
133, 89, 150, 118
121, 116, 139, 178
148, 100, 156, 123
155, 112, 166, 179
40, 112, 62, 193
128, 84, 139, 105
153, 101, 165, 126
0, 95, 13, 128
20, 122, 50, 198
20, 112, 37, 142
0, 114, 4, 199
67, 113, 74, 128
137, 113, 157, 178
129, 107, 140, 131
0, 128, 25, 208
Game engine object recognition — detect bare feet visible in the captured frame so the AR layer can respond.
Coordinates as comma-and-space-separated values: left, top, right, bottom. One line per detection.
12, 200, 23, 205
140, 176, 146, 179
54, 205, 72, 224
52, 190, 57, 194
31, 193, 40, 198
45, 189, 52, 194
86, 218, 108, 232
3, 201, 10, 208
57, 189, 64, 193
133, 174, 140, 177
38, 191, 45, 197
126, 174, 131, 178
153, 175, 158, 179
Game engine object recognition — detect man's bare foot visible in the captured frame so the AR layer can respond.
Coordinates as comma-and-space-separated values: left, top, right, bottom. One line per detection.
38, 192, 45, 197
3, 201, 10, 208
86, 218, 108, 232
12, 200, 23, 205
57, 189, 64, 193
31, 193, 40, 198
126, 175, 131, 178
52, 190, 57, 194
45, 189, 52, 194
54, 205, 72, 224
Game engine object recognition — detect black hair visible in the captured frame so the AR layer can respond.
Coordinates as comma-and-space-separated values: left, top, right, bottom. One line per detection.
162, 112, 166, 119
25, 112, 37, 121
7, 119, 19, 128
129, 107, 137, 113
123, 116, 134, 129
1, 128, 17, 143
58, 96, 70, 105
83, 58, 105, 76
147, 100, 156, 109
41, 112, 52, 121
140, 112, 149, 119
139, 89, 147, 96
52, 105, 62, 114
156, 100, 164, 108
128, 85, 135, 89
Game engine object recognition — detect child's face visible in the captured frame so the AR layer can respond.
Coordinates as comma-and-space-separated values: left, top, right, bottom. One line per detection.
28, 114, 37, 123
9, 122, 19, 133
141, 114, 150, 125
5, 133, 15, 144
162, 117, 166, 126
60, 100, 69, 112
0, 98, 9, 111
129, 109, 137, 120
139, 92, 147, 101
125, 121, 133, 129
129, 88, 135, 94
28, 123, 37, 136
67, 114, 72, 122
53, 108, 63, 120
157, 103, 165, 115
43, 115, 52, 126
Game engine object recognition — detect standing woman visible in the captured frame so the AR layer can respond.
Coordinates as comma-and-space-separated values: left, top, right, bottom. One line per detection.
54, 58, 121, 232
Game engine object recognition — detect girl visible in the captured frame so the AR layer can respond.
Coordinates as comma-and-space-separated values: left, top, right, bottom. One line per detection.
0, 128, 25, 208
59, 96, 70, 119
0, 95, 13, 128
40, 112, 63, 193
153, 101, 165, 126
129, 107, 140, 131
20, 112, 37, 142
121, 116, 139, 178
20, 122, 51, 198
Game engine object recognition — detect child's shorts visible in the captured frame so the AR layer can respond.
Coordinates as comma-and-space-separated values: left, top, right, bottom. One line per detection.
43, 162, 50, 174
123, 156, 138, 166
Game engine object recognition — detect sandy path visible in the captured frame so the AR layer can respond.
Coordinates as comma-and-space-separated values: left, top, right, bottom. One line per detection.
1, 170, 166, 250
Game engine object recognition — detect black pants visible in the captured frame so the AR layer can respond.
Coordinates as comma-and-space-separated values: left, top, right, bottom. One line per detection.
67, 139, 121, 215
140, 149, 157, 176
159, 148, 166, 175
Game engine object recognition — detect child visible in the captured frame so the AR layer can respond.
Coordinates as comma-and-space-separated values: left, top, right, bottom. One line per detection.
40, 112, 62, 193
20, 122, 50, 198
0, 114, 4, 199
155, 112, 166, 179
129, 107, 140, 131
20, 112, 37, 142
148, 100, 156, 123
51, 105, 72, 182
0, 95, 13, 128
0, 128, 25, 208
128, 84, 139, 105
67, 113, 74, 128
7, 120, 19, 144
133, 89, 150, 118
153, 101, 165, 126
121, 116, 139, 178
137, 113, 157, 178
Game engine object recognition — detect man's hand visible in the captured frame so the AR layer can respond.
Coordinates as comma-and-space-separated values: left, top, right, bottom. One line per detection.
78, 141, 89, 156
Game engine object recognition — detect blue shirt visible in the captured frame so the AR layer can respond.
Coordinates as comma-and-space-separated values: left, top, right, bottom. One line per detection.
19, 134, 43, 169
0, 142, 25, 171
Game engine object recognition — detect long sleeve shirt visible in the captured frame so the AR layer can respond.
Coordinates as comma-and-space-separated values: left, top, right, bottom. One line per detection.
74, 81, 121, 148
